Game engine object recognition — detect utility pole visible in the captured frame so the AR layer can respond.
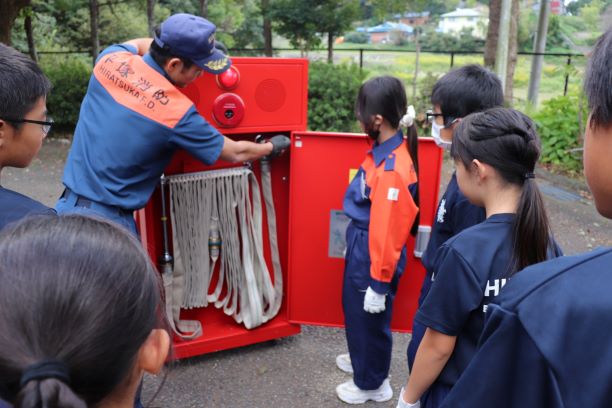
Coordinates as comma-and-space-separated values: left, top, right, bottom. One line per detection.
495, 0, 512, 92
527, 0, 550, 107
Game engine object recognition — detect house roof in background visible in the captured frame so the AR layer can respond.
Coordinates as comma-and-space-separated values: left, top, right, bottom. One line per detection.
365, 22, 414, 34
393, 11, 431, 19
441, 8, 482, 18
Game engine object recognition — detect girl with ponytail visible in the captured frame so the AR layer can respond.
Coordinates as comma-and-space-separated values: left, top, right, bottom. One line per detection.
0, 215, 170, 408
397, 107, 562, 408
335, 75, 420, 404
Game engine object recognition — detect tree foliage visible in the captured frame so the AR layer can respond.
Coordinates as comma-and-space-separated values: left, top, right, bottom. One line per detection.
267, 0, 322, 53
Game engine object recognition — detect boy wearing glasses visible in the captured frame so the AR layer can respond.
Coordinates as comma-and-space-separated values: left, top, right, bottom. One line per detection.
406, 65, 504, 371
0, 43, 55, 230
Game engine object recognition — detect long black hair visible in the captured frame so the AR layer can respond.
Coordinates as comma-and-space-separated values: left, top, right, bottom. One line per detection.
451, 108, 553, 274
0, 215, 167, 407
355, 75, 420, 235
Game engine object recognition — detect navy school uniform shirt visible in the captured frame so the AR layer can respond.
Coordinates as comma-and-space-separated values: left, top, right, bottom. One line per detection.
419, 173, 486, 299
415, 213, 562, 387
442, 247, 612, 408
0, 186, 56, 230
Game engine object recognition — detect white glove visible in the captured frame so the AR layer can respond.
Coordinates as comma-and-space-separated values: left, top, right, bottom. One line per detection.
363, 286, 386, 313
396, 388, 420, 408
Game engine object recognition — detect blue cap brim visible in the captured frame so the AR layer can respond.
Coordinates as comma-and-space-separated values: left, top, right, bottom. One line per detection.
193, 48, 232, 74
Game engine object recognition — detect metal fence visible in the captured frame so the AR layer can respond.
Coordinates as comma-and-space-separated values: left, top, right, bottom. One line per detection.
33, 46, 586, 99
236, 48, 585, 98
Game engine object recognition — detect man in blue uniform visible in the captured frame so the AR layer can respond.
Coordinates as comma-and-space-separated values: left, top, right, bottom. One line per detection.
56, 13, 288, 234
441, 28, 612, 408
407, 65, 503, 369
0, 43, 55, 231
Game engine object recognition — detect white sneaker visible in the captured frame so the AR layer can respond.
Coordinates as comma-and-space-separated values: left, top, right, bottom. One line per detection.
336, 378, 393, 404
336, 353, 353, 374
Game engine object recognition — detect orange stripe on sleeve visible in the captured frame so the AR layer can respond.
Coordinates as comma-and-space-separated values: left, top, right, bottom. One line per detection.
93, 52, 193, 128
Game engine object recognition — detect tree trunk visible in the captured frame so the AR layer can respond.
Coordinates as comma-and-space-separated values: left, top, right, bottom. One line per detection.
0, 0, 31, 45
412, 28, 421, 99
327, 32, 334, 63
146, 0, 155, 35
90, 0, 100, 64
484, 0, 501, 68
262, 0, 273, 56
504, 0, 519, 102
24, 11, 37, 62
199, 0, 208, 18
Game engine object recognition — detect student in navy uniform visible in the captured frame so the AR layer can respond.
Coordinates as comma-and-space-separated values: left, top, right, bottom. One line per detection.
0, 43, 55, 231
0, 215, 170, 408
56, 13, 288, 235
397, 108, 563, 408
439, 28, 612, 408
407, 65, 503, 370
335, 76, 420, 404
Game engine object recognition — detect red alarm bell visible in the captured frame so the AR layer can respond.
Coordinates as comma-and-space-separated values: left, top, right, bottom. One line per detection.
212, 93, 245, 128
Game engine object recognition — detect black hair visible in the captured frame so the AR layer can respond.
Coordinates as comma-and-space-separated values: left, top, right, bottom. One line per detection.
0, 215, 167, 407
451, 108, 553, 274
0, 43, 51, 128
584, 28, 612, 129
355, 75, 420, 235
431, 64, 503, 126
149, 25, 194, 70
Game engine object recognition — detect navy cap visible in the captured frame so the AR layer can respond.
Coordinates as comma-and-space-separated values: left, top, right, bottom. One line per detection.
154, 13, 231, 74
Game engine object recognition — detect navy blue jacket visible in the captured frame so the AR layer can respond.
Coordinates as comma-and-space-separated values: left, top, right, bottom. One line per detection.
418, 173, 486, 302
0, 186, 55, 230
443, 247, 612, 407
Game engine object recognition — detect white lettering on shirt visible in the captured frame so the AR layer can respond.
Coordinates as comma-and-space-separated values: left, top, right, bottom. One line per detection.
484, 278, 507, 297
482, 278, 508, 312
437, 199, 447, 223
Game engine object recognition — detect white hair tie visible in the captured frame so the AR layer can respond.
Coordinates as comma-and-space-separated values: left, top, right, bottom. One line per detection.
400, 105, 416, 128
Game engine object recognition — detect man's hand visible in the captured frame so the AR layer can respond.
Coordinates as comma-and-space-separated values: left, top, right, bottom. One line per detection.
257, 134, 290, 160
363, 286, 386, 313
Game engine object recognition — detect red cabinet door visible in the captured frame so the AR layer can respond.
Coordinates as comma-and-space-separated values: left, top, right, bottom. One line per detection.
287, 131, 443, 332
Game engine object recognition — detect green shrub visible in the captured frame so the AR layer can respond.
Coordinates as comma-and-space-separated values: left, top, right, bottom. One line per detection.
308, 62, 367, 132
421, 28, 484, 52
532, 92, 588, 173
42, 56, 91, 130
344, 31, 370, 44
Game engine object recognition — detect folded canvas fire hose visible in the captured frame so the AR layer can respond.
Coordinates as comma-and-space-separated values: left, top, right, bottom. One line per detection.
161, 161, 283, 337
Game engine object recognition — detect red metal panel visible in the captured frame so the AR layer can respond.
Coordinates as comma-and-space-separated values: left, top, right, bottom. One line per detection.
137, 56, 309, 359
181, 57, 308, 134
287, 132, 443, 332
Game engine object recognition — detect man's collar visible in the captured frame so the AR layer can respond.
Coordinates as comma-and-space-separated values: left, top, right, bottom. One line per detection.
143, 53, 171, 81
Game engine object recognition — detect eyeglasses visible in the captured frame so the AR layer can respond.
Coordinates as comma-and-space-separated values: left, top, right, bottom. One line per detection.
1, 117, 54, 136
425, 110, 456, 128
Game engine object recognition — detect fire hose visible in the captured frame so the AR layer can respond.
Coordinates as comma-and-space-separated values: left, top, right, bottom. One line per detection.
162, 160, 283, 333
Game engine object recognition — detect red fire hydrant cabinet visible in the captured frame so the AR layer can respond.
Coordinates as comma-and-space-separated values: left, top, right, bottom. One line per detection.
136, 58, 443, 360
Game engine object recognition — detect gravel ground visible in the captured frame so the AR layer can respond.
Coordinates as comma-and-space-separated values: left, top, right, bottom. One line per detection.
2, 138, 610, 408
